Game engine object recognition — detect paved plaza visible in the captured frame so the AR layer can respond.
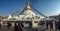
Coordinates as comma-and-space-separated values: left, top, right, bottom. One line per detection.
0, 24, 56, 31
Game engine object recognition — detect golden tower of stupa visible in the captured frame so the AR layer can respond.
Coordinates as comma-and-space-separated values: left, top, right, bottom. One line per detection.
26, 2, 31, 10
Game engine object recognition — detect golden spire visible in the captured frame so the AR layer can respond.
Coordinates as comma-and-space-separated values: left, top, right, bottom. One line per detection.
26, 2, 31, 10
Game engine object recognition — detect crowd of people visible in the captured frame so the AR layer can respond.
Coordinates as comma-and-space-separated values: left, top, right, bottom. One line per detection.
14, 22, 23, 31
55, 21, 60, 31
0, 20, 60, 31
46, 21, 60, 31
7, 22, 23, 31
0, 21, 32, 31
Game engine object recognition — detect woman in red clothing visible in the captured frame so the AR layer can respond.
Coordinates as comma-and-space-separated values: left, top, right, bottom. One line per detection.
14, 23, 18, 31
50, 22, 53, 31
18, 25, 23, 31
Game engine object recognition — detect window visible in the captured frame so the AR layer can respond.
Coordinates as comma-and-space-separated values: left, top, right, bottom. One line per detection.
13, 18, 16, 20
38, 17, 40, 19
10, 18, 12, 20
27, 17, 30, 19
34, 21, 38, 23
32, 17, 34, 19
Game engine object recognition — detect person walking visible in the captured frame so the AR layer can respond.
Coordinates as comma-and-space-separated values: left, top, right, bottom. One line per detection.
57, 21, 60, 31
46, 21, 49, 30
0, 22, 1, 29
7, 22, 12, 29
29, 22, 32, 29
55, 21, 58, 31
0, 18, 1, 29
7, 22, 10, 28
14, 22, 18, 31
50, 22, 53, 31
18, 25, 23, 31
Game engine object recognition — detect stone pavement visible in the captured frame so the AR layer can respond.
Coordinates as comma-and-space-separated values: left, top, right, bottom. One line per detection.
0, 25, 14, 31
0, 26, 44, 31
0, 25, 45, 31
0, 25, 56, 31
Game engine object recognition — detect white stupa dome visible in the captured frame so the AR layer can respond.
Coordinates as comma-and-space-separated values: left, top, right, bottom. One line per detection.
23, 10, 36, 16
